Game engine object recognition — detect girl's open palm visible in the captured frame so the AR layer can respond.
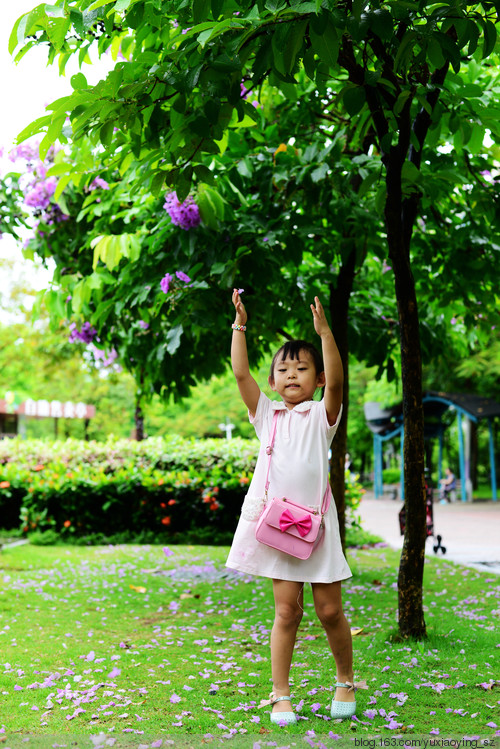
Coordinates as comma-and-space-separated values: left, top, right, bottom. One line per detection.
310, 296, 330, 337
232, 289, 247, 325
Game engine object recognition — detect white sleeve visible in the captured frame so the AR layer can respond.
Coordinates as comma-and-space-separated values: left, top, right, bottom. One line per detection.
248, 391, 272, 440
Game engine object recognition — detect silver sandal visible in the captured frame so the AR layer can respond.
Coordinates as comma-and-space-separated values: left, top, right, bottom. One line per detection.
330, 680, 368, 720
259, 691, 297, 726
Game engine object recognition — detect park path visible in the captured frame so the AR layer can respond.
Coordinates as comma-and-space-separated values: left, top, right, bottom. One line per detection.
357, 491, 500, 575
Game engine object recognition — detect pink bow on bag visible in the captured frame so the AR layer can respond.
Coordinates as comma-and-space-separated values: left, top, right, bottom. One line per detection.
279, 508, 312, 537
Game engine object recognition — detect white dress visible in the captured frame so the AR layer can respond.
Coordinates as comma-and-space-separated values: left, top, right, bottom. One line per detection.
225, 392, 352, 583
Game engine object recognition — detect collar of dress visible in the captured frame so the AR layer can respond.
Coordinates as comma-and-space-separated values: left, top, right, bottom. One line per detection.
271, 400, 315, 413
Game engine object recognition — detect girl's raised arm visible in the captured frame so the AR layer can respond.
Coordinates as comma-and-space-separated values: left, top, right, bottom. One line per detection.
310, 296, 343, 426
231, 289, 261, 417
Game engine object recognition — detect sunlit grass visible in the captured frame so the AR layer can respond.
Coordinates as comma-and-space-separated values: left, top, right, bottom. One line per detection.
0, 543, 498, 745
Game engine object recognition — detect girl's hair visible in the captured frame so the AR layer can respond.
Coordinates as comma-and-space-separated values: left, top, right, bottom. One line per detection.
269, 339, 324, 379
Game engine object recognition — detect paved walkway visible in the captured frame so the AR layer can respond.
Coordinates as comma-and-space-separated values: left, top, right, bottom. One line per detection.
357, 491, 500, 574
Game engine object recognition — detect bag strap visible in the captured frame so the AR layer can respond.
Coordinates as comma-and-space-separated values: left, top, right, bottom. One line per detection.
264, 409, 331, 517
264, 410, 280, 497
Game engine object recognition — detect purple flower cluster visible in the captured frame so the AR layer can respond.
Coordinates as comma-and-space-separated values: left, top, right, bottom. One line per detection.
160, 270, 192, 294
68, 322, 98, 344
89, 344, 119, 367
25, 177, 57, 211
8, 142, 40, 164
163, 192, 201, 230
88, 177, 110, 191
8, 141, 70, 227
240, 80, 260, 108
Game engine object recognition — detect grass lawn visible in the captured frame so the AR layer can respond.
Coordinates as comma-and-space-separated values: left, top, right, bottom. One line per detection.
0, 541, 498, 749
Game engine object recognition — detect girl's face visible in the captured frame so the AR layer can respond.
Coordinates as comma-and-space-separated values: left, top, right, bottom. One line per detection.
268, 350, 325, 409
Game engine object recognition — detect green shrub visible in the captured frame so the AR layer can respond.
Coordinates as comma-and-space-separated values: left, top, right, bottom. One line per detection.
0, 436, 362, 544
382, 468, 401, 485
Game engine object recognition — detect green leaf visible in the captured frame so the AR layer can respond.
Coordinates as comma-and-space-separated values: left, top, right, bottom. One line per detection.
369, 9, 393, 42
427, 37, 446, 69
393, 90, 411, 116
466, 124, 485, 154
71, 72, 88, 90
16, 115, 52, 143
310, 162, 329, 182
343, 85, 366, 116
8, 14, 24, 54
69, 8, 85, 36
309, 19, 339, 69
193, 0, 211, 24
193, 165, 215, 184
401, 161, 421, 184
482, 19, 497, 59
100, 120, 115, 147
358, 170, 380, 198
394, 30, 416, 72
197, 190, 218, 229
54, 174, 72, 202
166, 324, 183, 355
88, 0, 113, 10
283, 20, 308, 74
151, 170, 166, 196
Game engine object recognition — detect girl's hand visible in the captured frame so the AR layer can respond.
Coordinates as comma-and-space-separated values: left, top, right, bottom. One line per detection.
310, 296, 331, 337
232, 288, 247, 325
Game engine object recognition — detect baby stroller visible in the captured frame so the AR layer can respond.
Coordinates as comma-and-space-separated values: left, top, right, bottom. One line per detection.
398, 479, 446, 554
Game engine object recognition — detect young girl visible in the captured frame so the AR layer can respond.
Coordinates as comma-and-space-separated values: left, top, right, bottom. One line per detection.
226, 290, 365, 726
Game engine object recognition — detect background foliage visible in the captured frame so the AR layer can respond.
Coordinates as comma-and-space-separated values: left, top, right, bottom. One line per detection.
0, 435, 365, 544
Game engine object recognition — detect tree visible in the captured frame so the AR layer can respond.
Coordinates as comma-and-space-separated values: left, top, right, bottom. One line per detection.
9, 0, 500, 638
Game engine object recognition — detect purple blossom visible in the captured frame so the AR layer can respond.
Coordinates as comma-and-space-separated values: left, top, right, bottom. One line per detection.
25, 177, 57, 210
138, 320, 149, 330
8, 142, 40, 162
163, 192, 201, 230
68, 322, 98, 344
175, 270, 191, 283
88, 177, 110, 191
160, 273, 174, 294
89, 344, 118, 367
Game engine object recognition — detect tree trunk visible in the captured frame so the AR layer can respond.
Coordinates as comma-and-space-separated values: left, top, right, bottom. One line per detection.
135, 390, 145, 442
386, 168, 427, 639
394, 270, 427, 638
329, 251, 356, 552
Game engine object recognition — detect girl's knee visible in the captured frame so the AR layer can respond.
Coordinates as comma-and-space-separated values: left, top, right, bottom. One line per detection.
315, 600, 343, 627
275, 601, 303, 629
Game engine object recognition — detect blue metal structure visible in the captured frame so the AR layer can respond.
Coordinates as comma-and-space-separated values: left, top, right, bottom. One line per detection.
365, 392, 500, 501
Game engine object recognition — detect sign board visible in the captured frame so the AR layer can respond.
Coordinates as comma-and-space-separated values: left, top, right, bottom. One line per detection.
0, 399, 95, 419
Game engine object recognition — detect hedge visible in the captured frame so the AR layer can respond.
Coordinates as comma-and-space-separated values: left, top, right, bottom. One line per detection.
0, 437, 364, 545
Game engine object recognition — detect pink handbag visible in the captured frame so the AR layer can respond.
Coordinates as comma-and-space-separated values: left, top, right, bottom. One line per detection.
255, 411, 331, 560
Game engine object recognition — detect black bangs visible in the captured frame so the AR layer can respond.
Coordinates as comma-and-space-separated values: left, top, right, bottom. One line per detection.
270, 339, 324, 378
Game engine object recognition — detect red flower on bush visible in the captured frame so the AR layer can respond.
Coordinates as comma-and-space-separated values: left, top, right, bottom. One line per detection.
0, 481, 10, 489
63, 520, 71, 528
160, 502, 167, 508
161, 516, 171, 526
168, 499, 176, 506
209, 502, 219, 511
33, 464, 44, 471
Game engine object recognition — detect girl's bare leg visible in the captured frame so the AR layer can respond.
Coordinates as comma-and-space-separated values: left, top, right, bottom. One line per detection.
270, 579, 303, 713
312, 581, 354, 702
